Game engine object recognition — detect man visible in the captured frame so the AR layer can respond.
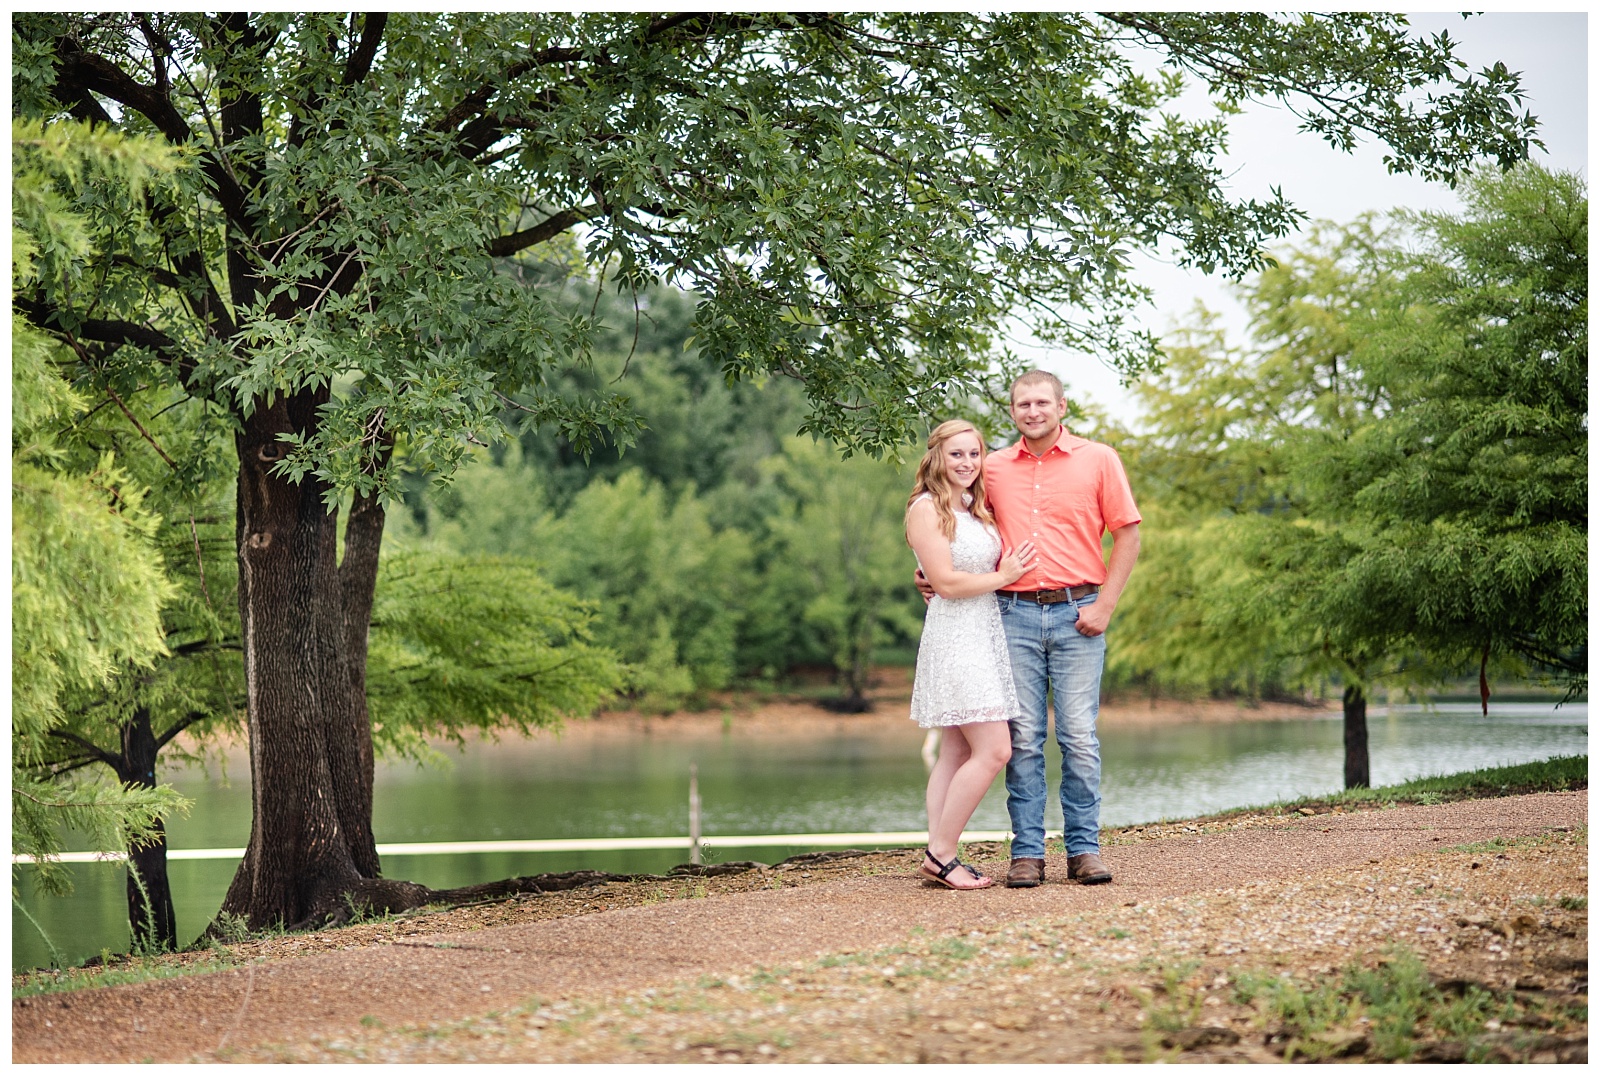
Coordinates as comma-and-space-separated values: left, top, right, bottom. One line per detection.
919, 370, 1141, 886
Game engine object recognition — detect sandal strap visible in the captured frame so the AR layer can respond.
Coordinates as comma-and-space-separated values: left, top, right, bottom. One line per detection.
924, 848, 961, 881
953, 858, 989, 883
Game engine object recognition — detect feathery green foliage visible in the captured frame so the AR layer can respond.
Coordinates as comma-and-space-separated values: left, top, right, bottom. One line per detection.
365, 551, 625, 757
11, 119, 188, 895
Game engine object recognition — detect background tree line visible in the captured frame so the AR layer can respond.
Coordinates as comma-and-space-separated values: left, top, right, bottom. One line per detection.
390, 280, 926, 712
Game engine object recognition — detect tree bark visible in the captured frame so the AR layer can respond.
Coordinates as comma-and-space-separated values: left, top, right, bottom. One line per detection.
217, 391, 420, 930
116, 706, 177, 952
339, 489, 387, 859
1342, 682, 1369, 790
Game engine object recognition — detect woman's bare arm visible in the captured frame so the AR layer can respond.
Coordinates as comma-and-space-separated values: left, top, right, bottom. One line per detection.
906, 499, 1034, 600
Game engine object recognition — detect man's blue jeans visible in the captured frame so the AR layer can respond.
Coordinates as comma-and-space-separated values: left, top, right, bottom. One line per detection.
998, 592, 1106, 859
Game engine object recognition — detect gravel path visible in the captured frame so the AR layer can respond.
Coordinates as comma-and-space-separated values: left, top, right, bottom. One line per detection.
12, 791, 1585, 1063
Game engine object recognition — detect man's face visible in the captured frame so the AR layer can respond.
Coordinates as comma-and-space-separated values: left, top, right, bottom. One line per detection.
1009, 382, 1068, 442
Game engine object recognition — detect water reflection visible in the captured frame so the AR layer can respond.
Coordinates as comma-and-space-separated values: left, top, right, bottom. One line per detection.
13, 702, 1585, 972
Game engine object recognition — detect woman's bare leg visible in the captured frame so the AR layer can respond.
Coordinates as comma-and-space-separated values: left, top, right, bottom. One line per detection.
925, 726, 970, 842
925, 721, 1011, 888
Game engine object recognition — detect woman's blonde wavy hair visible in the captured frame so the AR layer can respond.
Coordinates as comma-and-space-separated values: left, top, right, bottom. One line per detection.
906, 419, 997, 543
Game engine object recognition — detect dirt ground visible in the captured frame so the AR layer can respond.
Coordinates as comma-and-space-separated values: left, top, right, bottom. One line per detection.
12, 790, 1586, 1064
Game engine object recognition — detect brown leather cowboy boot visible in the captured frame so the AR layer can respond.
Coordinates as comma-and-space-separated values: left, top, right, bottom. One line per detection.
1005, 858, 1045, 888
1067, 851, 1112, 885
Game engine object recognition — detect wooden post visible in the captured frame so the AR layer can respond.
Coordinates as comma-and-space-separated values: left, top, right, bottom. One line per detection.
689, 763, 702, 865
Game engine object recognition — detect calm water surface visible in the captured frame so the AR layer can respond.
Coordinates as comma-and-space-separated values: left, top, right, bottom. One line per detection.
13, 701, 1586, 971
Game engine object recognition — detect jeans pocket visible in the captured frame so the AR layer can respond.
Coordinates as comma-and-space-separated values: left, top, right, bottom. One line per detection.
1070, 592, 1097, 624
997, 592, 1016, 613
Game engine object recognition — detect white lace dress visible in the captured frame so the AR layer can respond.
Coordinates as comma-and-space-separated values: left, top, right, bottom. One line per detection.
909, 498, 1022, 728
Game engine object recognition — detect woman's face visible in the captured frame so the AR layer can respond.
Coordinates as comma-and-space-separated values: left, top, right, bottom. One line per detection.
942, 430, 983, 489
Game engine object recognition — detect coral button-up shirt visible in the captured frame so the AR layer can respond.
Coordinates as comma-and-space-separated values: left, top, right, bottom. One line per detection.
983, 427, 1141, 591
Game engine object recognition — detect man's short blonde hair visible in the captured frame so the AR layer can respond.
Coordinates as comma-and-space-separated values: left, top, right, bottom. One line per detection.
1010, 369, 1064, 402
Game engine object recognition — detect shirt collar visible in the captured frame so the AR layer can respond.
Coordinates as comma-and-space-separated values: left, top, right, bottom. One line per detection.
1011, 426, 1083, 459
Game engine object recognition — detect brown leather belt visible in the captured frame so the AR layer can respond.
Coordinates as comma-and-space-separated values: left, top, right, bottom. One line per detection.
1000, 584, 1099, 604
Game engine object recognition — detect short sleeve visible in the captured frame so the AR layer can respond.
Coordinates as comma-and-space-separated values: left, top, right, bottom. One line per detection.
1097, 447, 1141, 532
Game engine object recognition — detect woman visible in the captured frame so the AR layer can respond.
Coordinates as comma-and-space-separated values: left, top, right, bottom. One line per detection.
905, 420, 1034, 890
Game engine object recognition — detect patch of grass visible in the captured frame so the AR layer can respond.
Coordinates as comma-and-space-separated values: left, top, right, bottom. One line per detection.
1145, 755, 1588, 830
1557, 894, 1586, 911
553, 1001, 598, 1035
13, 953, 240, 998
1136, 964, 1205, 1034
1345, 951, 1433, 1060
211, 910, 253, 943
209, 909, 293, 944
927, 937, 977, 961
12, 895, 64, 970
340, 893, 406, 927
1331, 755, 1587, 807
1239, 967, 1362, 1061
1233, 947, 1571, 1063
816, 951, 873, 969
1436, 827, 1587, 863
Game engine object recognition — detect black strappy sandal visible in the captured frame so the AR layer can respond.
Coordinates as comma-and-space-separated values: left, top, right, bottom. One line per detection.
919, 848, 992, 890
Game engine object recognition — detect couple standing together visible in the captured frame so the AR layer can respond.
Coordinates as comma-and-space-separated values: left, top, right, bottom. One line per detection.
906, 370, 1141, 891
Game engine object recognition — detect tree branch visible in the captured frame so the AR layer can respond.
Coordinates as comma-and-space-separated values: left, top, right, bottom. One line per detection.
342, 12, 388, 85
431, 45, 587, 135
432, 13, 745, 143
45, 757, 107, 779
52, 39, 193, 143
113, 248, 238, 341
154, 710, 219, 751
18, 297, 185, 367
46, 729, 123, 770
487, 205, 597, 257
100, 379, 179, 470
136, 14, 172, 97
51, 38, 255, 233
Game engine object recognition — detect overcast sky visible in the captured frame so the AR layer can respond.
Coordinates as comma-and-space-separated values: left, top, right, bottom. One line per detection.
1019, 11, 1589, 429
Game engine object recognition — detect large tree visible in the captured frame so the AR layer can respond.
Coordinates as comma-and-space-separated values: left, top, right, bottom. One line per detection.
13, 12, 1537, 928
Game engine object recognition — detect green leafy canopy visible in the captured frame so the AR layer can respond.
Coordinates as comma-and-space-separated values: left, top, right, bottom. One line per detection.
14, 12, 1539, 497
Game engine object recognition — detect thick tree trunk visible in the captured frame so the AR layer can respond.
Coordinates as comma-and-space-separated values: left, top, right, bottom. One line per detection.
1342, 683, 1370, 790
340, 488, 387, 829
217, 391, 421, 930
117, 706, 177, 952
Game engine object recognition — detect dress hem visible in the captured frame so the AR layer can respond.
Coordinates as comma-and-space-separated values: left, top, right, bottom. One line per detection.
912, 710, 1018, 730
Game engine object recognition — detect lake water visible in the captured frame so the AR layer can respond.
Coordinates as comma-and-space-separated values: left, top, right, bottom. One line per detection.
12, 701, 1586, 972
